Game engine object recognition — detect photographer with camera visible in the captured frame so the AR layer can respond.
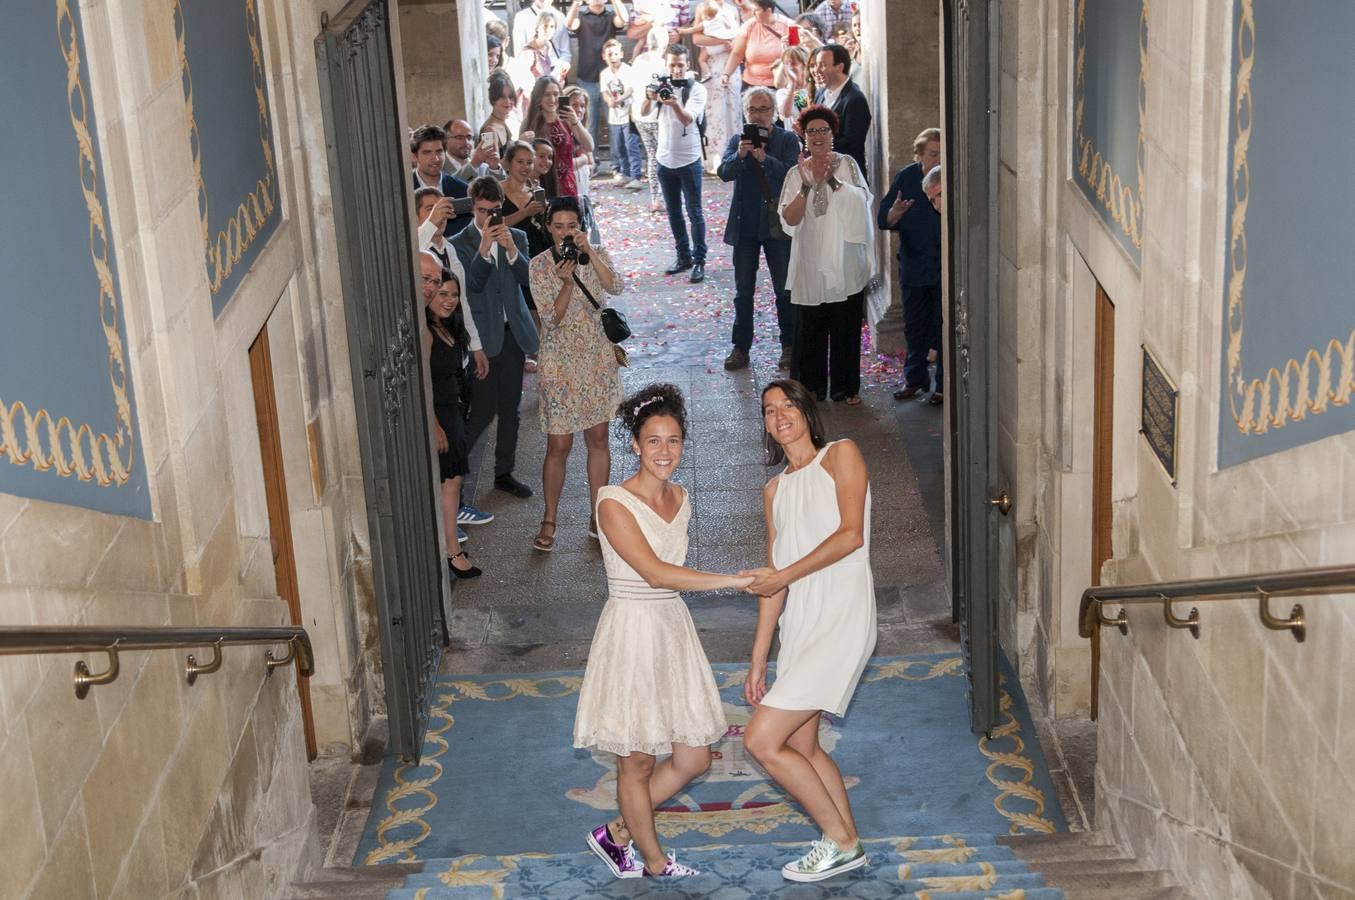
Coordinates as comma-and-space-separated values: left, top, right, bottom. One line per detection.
526, 196, 623, 552
452, 177, 541, 500
643, 44, 708, 283
716, 86, 801, 372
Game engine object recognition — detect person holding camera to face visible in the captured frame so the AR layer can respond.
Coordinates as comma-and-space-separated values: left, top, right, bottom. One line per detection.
716, 86, 801, 372
527, 196, 623, 552
643, 44, 708, 283
452, 177, 541, 500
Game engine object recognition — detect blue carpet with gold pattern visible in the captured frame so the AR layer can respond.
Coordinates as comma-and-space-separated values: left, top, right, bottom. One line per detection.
356, 653, 1064, 870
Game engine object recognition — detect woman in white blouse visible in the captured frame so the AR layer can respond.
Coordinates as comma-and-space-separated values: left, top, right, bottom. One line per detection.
778, 104, 876, 405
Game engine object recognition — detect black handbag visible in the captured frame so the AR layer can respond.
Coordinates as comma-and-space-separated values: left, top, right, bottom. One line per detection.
572, 271, 631, 343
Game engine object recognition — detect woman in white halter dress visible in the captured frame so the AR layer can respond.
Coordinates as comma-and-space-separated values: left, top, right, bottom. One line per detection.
741, 378, 877, 884
573, 383, 752, 880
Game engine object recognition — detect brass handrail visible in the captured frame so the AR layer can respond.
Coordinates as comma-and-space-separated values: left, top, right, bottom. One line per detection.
1079, 564, 1355, 719
0, 626, 314, 699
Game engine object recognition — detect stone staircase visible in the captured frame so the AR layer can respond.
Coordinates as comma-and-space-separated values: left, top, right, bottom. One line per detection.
285, 831, 1194, 898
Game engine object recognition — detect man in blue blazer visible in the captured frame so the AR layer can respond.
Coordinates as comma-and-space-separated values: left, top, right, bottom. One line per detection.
717, 86, 801, 372
452, 177, 541, 498
812, 43, 872, 180
411, 124, 473, 237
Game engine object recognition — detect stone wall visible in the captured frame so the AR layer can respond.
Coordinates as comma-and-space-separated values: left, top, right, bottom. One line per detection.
1002, 0, 1355, 896
0, 0, 390, 894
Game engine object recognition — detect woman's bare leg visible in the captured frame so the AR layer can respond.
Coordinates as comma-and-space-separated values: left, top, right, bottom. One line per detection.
609, 742, 711, 851
582, 422, 611, 526
744, 706, 857, 847
441, 476, 467, 567
540, 432, 573, 542
615, 751, 668, 873
786, 713, 857, 839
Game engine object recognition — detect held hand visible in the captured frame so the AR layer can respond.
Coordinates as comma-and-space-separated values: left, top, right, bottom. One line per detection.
751, 145, 767, 163
796, 155, 815, 186
729, 574, 755, 591
737, 138, 752, 159
470, 142, 493, 168
560, 105, 578, 127
739, 567, 784, 596
572, 226, 593, 255
520, 130, 536, 142
472, 349, 490, 380
430, 197, 453, 226
494, 224, 514, 249
743, 657, 768, 707
435, 423, 448, 453
478, 227, 496, 256
554, 257, 578, 280
526, 199, 546, 215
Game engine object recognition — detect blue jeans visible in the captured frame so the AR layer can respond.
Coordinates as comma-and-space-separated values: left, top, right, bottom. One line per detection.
609, 123, 641, 179
656, 159, 706, 262
731, 237, 793, 350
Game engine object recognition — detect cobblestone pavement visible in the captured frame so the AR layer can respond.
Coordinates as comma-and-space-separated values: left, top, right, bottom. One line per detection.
442, 174, 953, 675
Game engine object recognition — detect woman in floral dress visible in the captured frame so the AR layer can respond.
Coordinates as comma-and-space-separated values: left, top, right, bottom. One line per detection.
528, 196, 623, 551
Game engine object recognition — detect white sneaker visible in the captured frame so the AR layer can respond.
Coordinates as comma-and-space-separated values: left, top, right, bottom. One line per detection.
611, 172, 629, 185
624, 179, 645, 191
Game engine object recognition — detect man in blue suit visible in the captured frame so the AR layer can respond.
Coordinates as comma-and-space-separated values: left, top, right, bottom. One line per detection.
717, 86, 801, 372
452, 177, 541, 499
411, 124, 473, 238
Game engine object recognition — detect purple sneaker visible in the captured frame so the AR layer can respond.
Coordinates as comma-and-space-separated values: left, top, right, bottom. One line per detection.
642, 852, 701, 878
586, 824, 642, 878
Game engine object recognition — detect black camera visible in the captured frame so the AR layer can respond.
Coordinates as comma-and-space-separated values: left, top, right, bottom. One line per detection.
560, 234, 590, 266
742, 123, 770, 148
650, 74, 687, 102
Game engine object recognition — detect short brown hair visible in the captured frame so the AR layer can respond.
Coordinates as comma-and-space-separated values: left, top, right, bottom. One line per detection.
409, 123, 446, 154
468, 175, 503, 203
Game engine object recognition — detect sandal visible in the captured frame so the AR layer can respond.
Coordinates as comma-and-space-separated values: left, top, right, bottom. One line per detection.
533, 520, 557, 552
845, 394, 862, 406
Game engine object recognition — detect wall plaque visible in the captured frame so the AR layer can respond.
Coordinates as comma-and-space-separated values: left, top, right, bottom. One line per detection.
1141, 346, 1177, 483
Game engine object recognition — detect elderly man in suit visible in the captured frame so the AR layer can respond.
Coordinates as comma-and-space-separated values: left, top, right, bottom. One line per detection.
716, 85, 801, 372
452, 177, 541, 499
812, 43, 871, 179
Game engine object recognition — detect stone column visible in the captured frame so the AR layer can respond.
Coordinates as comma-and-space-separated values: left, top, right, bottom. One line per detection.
399, 0, 477, 128
858, 0, 941, 354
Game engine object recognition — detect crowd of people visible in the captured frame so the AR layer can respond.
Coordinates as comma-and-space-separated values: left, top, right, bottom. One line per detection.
406, 3, 943, 876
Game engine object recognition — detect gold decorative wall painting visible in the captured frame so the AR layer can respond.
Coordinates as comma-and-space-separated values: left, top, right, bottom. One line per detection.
0, 1, 149, 518
172, 0, 280, 316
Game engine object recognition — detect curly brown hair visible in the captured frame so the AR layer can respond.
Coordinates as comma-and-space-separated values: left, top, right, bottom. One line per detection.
617, 384, 687, 441
796, 103, 839, 137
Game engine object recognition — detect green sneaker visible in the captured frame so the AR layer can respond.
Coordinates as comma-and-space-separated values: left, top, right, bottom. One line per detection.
781, 837, 868, 882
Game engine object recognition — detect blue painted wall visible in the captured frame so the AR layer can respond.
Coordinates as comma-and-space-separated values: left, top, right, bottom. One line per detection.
1072, 0, 1145, 265
0, 2, 151, 519
174, 0, 281, 317
1218, 0, 1355, 467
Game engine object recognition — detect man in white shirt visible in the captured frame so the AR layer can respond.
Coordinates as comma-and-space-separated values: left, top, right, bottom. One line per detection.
642, 44, 708, 283
512, 0, 572, 77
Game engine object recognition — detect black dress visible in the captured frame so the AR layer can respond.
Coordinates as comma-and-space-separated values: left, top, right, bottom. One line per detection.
430, 331, 469, 480
503, 193, 550, 311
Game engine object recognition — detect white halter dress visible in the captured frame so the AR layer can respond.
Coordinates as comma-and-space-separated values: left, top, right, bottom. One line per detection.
572, 485, 727, 756
760, 441, 878, 716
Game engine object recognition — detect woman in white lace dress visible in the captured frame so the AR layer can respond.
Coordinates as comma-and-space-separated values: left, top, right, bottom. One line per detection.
573, 384, 753, 880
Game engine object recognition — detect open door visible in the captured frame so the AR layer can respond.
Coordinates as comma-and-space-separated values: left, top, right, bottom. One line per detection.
942, 0, 1003, 736
249, 325, 319, 760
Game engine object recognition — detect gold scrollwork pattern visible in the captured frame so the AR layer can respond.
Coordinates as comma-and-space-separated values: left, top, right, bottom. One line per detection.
1225, 0, 1355, 435
0, 1, 137, 488
171, 0, 277, 296
978, 677, 1058, 835
1072, 0, 1148, 253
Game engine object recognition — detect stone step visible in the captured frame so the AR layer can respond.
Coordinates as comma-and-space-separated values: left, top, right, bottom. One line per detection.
284, 863, 424, 899
1040, 867, 1176, 900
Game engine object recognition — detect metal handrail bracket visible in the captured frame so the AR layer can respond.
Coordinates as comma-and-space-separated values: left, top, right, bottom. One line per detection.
1078, 564, 1355, 719
0, 625, 314, 699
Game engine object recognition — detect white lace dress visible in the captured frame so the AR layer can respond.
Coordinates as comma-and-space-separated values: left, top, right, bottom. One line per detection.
573, 485, 727, 756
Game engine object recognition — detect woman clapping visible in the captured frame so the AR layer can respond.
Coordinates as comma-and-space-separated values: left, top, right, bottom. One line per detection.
778, 105, 877, 405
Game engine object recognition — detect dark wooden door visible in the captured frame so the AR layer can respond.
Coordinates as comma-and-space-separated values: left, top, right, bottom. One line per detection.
316, 0, 446, 761
249, 325, 318, 760
943, 0, 1002, 736
1092, 286, 1115, 585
